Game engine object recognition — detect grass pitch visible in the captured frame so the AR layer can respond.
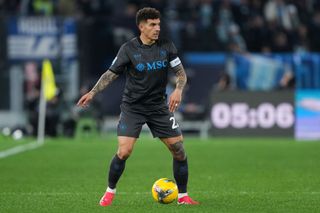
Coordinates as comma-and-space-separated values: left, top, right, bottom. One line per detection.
0, 135, 320, 213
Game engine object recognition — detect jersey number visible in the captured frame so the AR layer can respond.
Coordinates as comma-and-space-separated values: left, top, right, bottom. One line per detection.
169, 117, 179, 129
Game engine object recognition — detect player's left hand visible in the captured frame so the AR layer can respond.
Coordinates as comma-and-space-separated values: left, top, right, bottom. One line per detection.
77, 92, 94, 108
169, 89, 182, 112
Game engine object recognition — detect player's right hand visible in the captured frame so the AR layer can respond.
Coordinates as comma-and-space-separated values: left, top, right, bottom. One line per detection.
77, 92, 94, 107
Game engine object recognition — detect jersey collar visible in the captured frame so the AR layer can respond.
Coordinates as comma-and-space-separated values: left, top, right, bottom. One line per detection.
137, 37, 158, 48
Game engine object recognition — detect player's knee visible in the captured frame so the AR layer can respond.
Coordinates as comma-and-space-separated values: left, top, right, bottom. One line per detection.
174, 151, 187, 161
117, 148, 133, 160
170, 141, 186, 161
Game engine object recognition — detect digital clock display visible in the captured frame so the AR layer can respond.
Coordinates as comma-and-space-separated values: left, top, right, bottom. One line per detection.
211, 103, 294, 129
209, 91, 294, 136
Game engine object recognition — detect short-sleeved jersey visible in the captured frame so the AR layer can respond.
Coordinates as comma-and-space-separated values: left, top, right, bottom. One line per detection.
109, 37, 181, 110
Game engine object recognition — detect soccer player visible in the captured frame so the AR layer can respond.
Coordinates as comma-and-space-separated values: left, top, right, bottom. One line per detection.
77, 7, 199, 206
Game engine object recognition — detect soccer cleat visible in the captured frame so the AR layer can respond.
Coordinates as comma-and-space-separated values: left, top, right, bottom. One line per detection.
177, 196, 199, 205
99, 192, 115, 206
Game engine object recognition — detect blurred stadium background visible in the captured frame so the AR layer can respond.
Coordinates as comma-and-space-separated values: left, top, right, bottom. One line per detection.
0, 0, 320, 212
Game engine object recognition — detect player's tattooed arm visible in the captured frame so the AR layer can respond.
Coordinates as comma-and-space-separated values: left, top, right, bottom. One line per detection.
77, 70, 118, 107
168, 64, 187, 112
90, 70, 119, 96
172, 64, 187, 91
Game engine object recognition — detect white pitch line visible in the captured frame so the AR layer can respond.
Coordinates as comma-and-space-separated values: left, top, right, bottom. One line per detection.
0, 141, 43, 159
1, 191, 320, 196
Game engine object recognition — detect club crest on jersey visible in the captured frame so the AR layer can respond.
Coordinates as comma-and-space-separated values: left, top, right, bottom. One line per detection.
136, 63, 145, 72
160, 50, 167, 58
135, 60, 168, 72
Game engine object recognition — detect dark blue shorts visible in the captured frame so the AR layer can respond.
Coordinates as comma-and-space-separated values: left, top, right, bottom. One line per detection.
117, 104, 182, 138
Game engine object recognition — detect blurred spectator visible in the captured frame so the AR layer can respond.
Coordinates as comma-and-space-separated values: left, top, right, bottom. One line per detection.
232, 0, 251, 29
141, 0, 166, 14
24, 62, 40, 106
243, 15, 268, 52
24, 62, 41, 136
293, 24, 309, 52
111, 3, 137, 47
250, 0, 264, 16
2, 0, 318, 53
0, 0, 21, 15
27, 88, 64, 137
57, 0, 76, 16
264, 0, 300, 31
45, 89, 64, 137
278, 70, 295, 89
216, 72, 231, 91
309, 11, 320, 51
76, 0, 111, 17
165, 9, 183, 49
227, 23, 247, 53
272, 31, 292, 52
199, 0, 214, 30
216, 0, 234, 44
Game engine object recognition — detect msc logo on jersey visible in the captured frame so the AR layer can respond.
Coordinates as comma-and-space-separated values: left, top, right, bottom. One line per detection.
147, 60, 168, 71
135, 60, 168, 72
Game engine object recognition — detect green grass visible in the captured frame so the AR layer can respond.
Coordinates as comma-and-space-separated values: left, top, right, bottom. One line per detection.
0, 135, 320, 212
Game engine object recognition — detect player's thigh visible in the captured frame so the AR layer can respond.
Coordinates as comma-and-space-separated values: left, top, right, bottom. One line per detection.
146, 107, 182, 138
117, 105, 146, 138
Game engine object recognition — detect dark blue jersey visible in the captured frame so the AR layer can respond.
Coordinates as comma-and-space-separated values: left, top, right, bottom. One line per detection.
109, 37, 181, 109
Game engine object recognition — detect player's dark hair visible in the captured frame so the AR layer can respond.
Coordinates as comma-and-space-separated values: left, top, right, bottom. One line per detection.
136, 7, 161, 25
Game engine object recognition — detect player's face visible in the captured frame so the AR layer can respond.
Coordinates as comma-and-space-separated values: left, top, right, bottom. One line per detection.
139, 19, 160, 42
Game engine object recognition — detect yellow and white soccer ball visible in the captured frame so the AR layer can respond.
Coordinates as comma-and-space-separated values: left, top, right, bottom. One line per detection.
152, 178, 178, 204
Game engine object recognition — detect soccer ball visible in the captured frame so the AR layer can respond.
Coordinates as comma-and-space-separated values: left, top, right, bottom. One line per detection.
152, 178, 178, 204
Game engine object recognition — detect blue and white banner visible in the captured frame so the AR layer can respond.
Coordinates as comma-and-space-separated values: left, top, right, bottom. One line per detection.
229, 54, 285, 90
229, 53, 320, 90
60, 18, 77, 60
7, 17, 77, 61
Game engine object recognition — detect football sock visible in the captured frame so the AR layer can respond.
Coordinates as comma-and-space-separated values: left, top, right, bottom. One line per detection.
108, 154, 126, 189
106, 187, 116, 194
178, 193, 188, 199
173, 158, 188, 193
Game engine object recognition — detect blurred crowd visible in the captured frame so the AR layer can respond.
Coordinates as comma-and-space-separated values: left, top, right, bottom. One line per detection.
2, 0, 318, 137
1, 0, 320, 53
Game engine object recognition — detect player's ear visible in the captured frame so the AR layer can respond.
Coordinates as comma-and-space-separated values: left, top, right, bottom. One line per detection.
138, 21, 145, 32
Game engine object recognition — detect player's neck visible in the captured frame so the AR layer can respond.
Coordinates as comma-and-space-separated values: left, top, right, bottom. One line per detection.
139, 35, 156, 46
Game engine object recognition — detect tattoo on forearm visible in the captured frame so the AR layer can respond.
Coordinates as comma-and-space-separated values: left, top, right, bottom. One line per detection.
173, 65, 187, 90
169, 141, 186, 161
90, 70, 118, 95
